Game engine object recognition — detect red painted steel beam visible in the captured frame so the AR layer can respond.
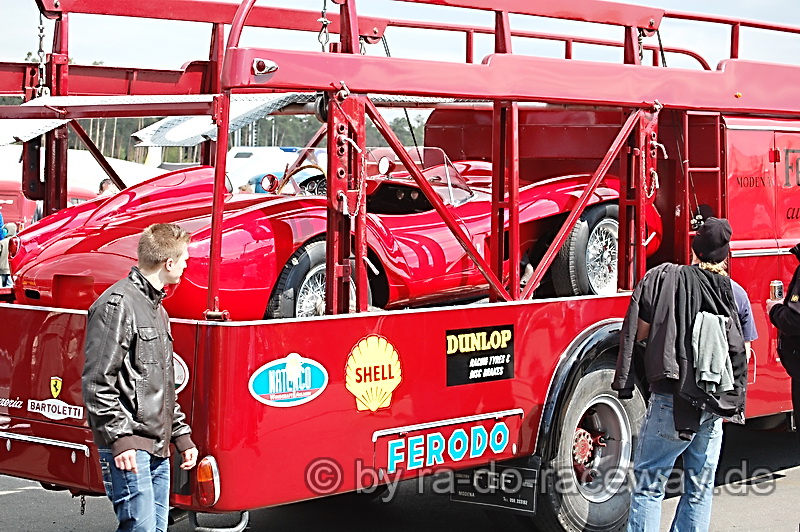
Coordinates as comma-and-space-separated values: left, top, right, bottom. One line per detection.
386, 18, 710, 69
222, 48, 800, 117
68, 120, 126, 191
367, 99, 511, 301
522, 109, 644, 299
0, 63, 38, 98
489, 101, 519, 300
0, 63, 209, 97
285, 124, 327, 176
205, 92, 231, 320
395, 0, 663, 30
0, 101, 214, 119
35, 0, 388, 38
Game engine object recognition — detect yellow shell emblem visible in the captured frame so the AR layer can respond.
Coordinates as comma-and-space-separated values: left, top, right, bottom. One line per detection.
345, 335, 402, 412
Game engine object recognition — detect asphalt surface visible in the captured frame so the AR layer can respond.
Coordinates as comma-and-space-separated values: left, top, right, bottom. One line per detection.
1, 423, 799, 531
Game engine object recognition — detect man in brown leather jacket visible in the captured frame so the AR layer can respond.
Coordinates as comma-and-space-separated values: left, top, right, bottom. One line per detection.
83, 223, 197, 532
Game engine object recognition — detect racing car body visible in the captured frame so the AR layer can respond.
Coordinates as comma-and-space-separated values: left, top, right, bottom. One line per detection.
9, 150, 659, 321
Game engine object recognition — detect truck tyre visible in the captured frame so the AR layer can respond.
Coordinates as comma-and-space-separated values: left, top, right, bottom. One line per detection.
553, 204, 619, 296
529, 361, 645, 532
267, 239, 369, 318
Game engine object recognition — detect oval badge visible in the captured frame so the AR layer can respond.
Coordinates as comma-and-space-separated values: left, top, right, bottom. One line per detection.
248, 353, 328, 407
173, 352, 189, 394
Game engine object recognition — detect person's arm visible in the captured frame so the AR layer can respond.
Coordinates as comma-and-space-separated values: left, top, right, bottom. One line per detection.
171, 396, 197, 469
769, 303, 800, 335
636, 319, 650, 342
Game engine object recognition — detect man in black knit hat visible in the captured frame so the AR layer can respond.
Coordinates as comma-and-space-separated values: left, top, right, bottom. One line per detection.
614, 217, 756, 531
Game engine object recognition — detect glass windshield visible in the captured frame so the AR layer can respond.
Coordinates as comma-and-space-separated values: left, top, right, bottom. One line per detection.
365, 146, 473, 206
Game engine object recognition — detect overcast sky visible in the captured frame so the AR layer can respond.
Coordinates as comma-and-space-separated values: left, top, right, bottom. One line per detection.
2, 1, 799, 72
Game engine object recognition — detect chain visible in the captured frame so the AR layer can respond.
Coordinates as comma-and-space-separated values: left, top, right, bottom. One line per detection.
36, 12, 50, 98
638, 29, 645, 63
359, 37, 366, 55
80, 495, 86, 516
317, 0, 330, 52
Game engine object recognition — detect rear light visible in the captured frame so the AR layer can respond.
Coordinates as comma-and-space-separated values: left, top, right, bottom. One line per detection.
8, 236, 20, 259
196, 455, 220, 506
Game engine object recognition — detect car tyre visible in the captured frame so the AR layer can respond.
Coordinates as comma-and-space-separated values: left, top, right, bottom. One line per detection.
527, 361, 645, 532
267, 238, 369, 318
553, 204, 619, 296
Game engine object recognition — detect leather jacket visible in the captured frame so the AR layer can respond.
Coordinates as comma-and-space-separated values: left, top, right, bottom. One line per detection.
83, 267, 194, 458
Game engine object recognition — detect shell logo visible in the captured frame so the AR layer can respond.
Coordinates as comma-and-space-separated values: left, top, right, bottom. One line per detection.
345, 335, 403, 412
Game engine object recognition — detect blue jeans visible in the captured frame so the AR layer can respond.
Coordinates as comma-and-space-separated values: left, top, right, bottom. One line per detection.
627, 393, 723, 532
99, 448, 170, 532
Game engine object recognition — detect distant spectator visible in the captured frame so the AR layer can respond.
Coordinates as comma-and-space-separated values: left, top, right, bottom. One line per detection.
238, 183, 254, 194
0, 223, 17, 288
98, 178, 119, 197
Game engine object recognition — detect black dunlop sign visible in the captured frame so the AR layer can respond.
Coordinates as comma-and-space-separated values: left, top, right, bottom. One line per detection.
446, 325, 514, 386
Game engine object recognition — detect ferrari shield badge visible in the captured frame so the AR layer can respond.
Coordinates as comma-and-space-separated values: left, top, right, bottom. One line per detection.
50, 376, 62, 399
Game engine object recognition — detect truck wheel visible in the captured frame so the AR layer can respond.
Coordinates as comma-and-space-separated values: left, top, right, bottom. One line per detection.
530, 362, 645, 532
266, 239, 368, 318
553, 204, 619, 296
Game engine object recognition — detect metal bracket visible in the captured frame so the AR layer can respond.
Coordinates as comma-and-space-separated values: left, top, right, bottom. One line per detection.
188, 510, 249, 532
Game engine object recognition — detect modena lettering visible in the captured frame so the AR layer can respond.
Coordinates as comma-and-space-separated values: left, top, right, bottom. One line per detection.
735, 176, 772, 188
447, 330, 512, 354
386, 422, 510, 473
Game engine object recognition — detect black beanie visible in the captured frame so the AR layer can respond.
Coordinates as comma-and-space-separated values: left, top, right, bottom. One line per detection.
692, 217, 732, 263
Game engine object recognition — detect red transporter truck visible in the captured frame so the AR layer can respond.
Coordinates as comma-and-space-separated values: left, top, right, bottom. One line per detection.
1, 1, 800, 531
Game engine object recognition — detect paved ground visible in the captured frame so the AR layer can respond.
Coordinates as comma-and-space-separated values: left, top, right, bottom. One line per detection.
1, 423, 799, 531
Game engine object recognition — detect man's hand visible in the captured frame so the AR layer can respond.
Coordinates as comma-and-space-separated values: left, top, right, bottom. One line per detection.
180, 447, 198, 470
766, 298, 781, 314
114, 449, 138, 474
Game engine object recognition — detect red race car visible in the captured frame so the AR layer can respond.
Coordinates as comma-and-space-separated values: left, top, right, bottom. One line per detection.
8, 147, 661, 321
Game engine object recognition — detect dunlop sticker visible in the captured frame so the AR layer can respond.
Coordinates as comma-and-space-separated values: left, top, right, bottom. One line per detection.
446, 325, 514, 386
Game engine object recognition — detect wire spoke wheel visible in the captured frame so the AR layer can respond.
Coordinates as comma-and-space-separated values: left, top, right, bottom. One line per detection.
296, 263, 327, 317
585, 218, 619, 295
553, 203, 619, 297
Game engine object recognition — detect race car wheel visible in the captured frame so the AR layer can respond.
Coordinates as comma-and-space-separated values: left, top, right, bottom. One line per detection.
553, 204, 619, 296
528, 361, 645, 532
266, 239, 368, 318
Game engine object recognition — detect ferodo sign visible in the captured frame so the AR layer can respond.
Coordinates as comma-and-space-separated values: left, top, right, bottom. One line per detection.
385, 421, 511, 474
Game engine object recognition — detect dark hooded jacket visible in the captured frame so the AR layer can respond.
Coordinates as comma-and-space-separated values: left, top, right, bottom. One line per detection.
613, 263, 748, 435
769, 244, 800, 378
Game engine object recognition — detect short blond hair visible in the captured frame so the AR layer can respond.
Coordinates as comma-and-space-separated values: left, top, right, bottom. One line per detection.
137, 223, 190, 270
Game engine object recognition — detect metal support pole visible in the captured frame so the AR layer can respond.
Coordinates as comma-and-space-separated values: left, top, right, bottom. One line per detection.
325, 93, 367, 315
490, 101, 519, 300
204, 92, 231, 320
